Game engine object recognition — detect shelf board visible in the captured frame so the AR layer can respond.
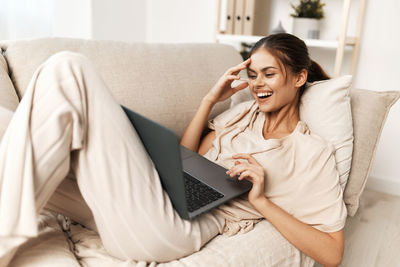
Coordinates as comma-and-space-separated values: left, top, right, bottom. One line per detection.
216, 34, 355, 49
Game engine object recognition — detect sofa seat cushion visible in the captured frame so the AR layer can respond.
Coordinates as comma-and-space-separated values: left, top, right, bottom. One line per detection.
66, 219, 314, 267
10, 212, 315, 266
8, 212, 80, 267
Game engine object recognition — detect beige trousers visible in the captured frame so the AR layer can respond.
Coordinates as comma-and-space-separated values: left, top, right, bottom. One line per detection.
0, 52, 225, 265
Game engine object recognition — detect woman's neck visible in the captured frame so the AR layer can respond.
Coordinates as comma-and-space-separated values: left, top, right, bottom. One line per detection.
262, 100, 300, 140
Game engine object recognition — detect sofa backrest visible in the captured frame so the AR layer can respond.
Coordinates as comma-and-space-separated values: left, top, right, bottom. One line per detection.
0, 49, 19, 140
0, 38, 243, 137
0, 49, 19, 111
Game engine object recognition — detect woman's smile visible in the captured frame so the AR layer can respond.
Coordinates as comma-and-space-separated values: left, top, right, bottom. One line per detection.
256, 90, 274, 103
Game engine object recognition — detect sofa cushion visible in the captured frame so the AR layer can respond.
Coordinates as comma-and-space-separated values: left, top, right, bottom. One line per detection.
67, 219, 314, 266
8, 212, 80, 267
300, 76, 353, 190
0, 38, 243, 138
0, 50, 19, 141
344, 89, 400, 216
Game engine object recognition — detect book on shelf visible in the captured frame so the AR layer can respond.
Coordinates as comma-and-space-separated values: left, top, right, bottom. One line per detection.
219, 0, 236, 34
219, 0, 271, 36
234, 0, 244, 35
243, 0, 271, 36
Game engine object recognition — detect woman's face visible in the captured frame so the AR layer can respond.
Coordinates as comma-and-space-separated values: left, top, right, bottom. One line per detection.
247, 49, 305, 113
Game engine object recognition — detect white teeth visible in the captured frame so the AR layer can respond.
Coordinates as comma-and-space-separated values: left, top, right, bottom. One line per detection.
257, 92, 273, 98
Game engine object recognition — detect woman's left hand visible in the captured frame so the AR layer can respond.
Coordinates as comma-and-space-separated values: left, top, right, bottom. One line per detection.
226, 153, 266, 205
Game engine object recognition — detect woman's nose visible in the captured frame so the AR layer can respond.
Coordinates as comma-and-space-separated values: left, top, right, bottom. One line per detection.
253, 75, 265, 87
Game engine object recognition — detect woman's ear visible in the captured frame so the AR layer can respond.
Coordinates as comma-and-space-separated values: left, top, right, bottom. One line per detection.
295, 69, 308, 88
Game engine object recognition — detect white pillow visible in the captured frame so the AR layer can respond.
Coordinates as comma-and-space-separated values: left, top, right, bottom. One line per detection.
230, 75, 353, 190
300, 76, 353, 189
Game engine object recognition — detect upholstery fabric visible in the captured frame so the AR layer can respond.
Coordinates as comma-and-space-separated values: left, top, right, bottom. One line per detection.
0, 38, 242, 138
0, 51, 19, 141
344, 89, 400, 216
8, 212, 80, 267
300, 76, 353, 190
68, 217, 314, 267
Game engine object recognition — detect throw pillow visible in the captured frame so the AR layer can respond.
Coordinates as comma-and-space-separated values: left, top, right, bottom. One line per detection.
300, 75, 353, 190
344, 89, 400, 216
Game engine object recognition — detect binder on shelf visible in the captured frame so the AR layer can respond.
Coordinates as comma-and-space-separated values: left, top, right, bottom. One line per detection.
243, 0, 271, 36
219, 0, 236, 34
233, 0, 245, 35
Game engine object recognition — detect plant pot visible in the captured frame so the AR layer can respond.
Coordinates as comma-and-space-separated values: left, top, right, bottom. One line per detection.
292, 17, 321, 40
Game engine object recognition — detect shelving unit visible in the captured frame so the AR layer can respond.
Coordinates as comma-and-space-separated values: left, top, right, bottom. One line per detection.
215, 0, 366, 77
217, 34, 356, 49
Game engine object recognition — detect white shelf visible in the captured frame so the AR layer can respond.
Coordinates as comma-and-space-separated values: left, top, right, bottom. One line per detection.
216, 34, 355, 49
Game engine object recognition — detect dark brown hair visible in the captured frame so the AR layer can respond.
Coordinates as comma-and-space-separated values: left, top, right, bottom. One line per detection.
249, 33, 330, 96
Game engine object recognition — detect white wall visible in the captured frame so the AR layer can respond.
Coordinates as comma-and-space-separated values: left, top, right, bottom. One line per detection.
0, 0, 54, 40
353, 0, 400, 195
52, 0, 92, 39
92, 0, 146, 42
0, 0, 146, 42
145, 0, 217, 43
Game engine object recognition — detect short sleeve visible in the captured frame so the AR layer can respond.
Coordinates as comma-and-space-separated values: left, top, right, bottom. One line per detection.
292, 143, 347, 233
208, 100, 257, 133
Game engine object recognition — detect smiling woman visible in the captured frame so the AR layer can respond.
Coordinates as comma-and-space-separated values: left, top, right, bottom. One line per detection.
181, 33, 347, 266
244, 34, 330, 138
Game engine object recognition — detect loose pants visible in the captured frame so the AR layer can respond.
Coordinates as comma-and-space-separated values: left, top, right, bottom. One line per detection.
0, 52, 225, 265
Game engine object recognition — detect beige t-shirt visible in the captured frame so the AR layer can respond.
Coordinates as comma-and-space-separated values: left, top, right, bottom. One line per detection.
203, 100, 347, 236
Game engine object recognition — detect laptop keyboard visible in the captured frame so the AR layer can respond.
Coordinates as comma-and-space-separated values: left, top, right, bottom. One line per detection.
183, 173, 224, 212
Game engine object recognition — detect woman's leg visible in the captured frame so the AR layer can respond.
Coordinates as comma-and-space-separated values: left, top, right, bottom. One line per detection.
45, 171, 98, 232
0, 52, 225, 264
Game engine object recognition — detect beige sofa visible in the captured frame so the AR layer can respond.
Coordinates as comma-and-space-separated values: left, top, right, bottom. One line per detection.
0, 38, 398, 266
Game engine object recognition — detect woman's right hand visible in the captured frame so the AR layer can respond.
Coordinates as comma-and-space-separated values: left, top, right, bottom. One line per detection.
203, 58, 251, 105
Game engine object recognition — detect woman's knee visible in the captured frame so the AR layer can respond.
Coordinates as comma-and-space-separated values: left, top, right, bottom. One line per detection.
45, 51, 91, 69
36, 51, 95, 84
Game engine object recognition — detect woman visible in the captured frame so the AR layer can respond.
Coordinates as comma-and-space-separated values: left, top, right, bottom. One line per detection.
182, 33, 346, 266
0, 33, 345, 266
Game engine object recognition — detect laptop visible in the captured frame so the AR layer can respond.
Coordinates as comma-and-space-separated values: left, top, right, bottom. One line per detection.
121, 106, 252, 220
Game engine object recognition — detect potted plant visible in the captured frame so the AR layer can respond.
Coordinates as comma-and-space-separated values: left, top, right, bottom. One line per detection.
290, 0, 325, 40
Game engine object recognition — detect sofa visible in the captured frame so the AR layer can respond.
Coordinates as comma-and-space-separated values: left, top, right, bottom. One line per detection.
0, 38, 399, 266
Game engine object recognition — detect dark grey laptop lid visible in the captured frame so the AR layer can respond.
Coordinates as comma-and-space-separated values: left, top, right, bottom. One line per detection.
121, 106, 190, 220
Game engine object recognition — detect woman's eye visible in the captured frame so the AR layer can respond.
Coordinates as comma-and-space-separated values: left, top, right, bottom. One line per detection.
265, 73, 275, 77
248, 75, 256, 79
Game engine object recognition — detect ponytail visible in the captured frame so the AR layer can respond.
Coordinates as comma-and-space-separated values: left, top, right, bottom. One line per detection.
307, 60, 330, 83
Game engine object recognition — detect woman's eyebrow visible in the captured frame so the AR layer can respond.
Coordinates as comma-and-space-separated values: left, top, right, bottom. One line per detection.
247, 66, 277, 72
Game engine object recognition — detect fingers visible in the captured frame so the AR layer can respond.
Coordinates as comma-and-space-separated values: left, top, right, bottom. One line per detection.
232, 81, 249, 93
226, 58, 251, 75
226, 163, 249, 177
226, 75, 241, 81
238, 170, 252, 181
232, 153, 257, 164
